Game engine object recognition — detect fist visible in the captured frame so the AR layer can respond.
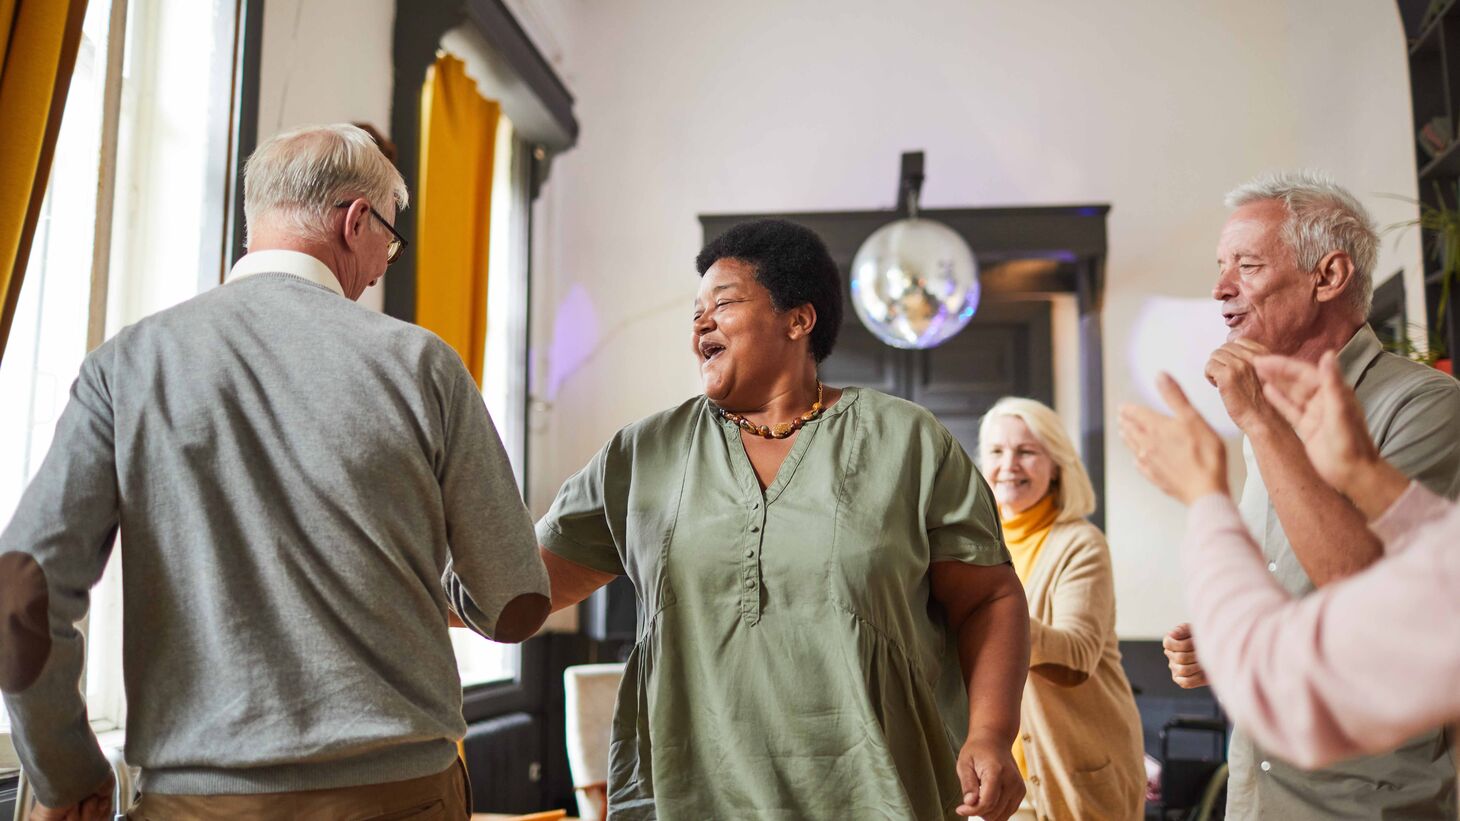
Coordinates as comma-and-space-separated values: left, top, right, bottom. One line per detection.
1163, 623, 1208, 689
30, 775, 114, 821
1204, 339, 1275, 432
955, 737, 1025, 820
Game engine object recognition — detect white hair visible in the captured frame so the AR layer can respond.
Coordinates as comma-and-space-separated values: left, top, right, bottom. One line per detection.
243, 123, 408, 246
978, 397, 1096, 524
1224, 170, 1377, 317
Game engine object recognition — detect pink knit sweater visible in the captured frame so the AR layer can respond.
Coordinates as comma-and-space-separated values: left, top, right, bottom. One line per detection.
1183, 483, 1460, 770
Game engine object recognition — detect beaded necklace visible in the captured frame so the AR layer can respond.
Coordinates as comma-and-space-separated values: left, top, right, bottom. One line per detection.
717, 382, 825, 439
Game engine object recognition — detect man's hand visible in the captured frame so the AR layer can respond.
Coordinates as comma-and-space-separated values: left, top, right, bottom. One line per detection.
954, 735, 1024, 820
30, 775, 113, 821
1119, 373, 1228, 505
1162, 623, 1208, 689
1205, 339, 1279, 432
1253, 351, 1380, 495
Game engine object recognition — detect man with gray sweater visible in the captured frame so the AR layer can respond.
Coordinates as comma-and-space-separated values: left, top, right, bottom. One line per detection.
0, 124, 550, 820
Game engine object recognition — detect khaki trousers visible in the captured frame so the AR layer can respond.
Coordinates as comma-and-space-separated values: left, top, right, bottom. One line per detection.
128, 757, 470, 821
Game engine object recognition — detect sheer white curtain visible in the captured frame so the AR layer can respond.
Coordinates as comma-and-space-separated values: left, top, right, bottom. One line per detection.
85, 0, 244, 733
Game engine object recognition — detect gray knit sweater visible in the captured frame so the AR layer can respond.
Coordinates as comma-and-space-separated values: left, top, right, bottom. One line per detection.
0, 270, 548, 805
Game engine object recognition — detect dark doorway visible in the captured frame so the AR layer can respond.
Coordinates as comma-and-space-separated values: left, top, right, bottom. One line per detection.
904, 299, 1053, 454
815, 289, 1053, 456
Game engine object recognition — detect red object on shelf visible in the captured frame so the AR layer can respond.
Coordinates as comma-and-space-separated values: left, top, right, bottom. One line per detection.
1436, 358, 1453, 375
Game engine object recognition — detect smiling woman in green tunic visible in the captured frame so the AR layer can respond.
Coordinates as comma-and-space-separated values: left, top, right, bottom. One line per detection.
537, 219, 1031, 821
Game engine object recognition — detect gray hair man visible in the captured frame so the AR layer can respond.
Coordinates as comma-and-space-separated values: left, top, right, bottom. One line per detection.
0, 124, 549, 820
1163, 170, 1460, 819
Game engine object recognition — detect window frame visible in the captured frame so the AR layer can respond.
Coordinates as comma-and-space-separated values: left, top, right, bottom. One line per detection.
461, 635, 550, 723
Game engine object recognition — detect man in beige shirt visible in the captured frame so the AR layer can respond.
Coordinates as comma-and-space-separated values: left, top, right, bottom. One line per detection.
1162, 171, 1460, 818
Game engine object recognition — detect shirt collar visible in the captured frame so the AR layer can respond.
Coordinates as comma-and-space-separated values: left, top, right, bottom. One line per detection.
1335, 324, 1382, 389
225, 250, 346, 298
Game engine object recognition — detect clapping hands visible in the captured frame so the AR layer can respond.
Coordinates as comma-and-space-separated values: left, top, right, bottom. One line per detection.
1119, 373, 1228, 505
1124, 349, 1396, 514
1252, 351, 1380, 495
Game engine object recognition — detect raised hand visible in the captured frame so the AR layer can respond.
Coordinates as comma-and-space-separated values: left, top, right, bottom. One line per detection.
1253, 351, 1378, 493
1119, 373, 1228, 505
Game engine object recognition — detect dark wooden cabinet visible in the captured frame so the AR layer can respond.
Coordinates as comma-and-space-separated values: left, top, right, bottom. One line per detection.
911, 300, 1053, 454
818, 297, 1053, 457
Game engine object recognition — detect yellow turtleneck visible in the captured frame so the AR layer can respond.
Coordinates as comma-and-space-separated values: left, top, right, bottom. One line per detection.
1002, 493, 1059, 782
1003, 493, 1059, 584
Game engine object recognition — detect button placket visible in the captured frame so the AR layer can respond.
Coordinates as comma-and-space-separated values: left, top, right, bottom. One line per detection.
740, 500, 768, 624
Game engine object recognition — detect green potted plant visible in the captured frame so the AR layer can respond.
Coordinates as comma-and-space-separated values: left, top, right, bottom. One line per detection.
1385, 182, 1460, 374
1380, 321, 1450, 373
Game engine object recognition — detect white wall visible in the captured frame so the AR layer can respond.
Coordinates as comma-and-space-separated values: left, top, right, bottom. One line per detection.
255, 0, 396, 311
525, 0, 1423, 638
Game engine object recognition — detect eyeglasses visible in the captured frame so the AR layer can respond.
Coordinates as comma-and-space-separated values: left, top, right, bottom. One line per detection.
335, 201, 407, 264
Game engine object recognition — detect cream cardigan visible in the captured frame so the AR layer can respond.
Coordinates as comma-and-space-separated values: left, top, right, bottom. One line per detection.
1018, 519, 1146, 820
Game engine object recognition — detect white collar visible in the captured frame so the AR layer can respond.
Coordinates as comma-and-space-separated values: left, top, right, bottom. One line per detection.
225, 250, 346, 298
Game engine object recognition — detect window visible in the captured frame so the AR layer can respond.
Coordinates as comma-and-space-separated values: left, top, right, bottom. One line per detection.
106, 0, 244, 325
451, 102, 536, 689
450, 623, 523, 689
0, 2, 113, 540
426, 28, 543, 686
0, 0, 116, 739
482, 117, 530, 484
0, 0, 249, 745
86, 0, 248, 733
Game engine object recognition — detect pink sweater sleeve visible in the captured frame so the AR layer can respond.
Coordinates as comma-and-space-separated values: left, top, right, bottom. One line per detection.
1182, 491, 1460, 769
1370, 481, 1453, 555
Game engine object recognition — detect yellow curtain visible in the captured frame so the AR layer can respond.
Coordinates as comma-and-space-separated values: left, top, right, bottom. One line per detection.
417, 53, 499, 385
0, 0, 89, 364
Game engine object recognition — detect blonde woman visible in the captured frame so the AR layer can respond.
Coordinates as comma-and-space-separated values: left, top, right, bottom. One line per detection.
979, 398, 1145, 820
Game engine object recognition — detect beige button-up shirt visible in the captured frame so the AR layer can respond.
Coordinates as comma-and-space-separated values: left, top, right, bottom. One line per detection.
1228, 324, 1460, 820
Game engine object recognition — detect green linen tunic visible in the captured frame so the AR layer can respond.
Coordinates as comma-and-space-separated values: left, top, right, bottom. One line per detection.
537, 387, 1010, 820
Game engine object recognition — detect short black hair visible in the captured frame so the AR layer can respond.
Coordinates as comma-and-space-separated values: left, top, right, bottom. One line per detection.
695, 219, 843, 363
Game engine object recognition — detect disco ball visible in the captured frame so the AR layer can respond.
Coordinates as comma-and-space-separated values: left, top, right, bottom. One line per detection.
850, 218, 980, 349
